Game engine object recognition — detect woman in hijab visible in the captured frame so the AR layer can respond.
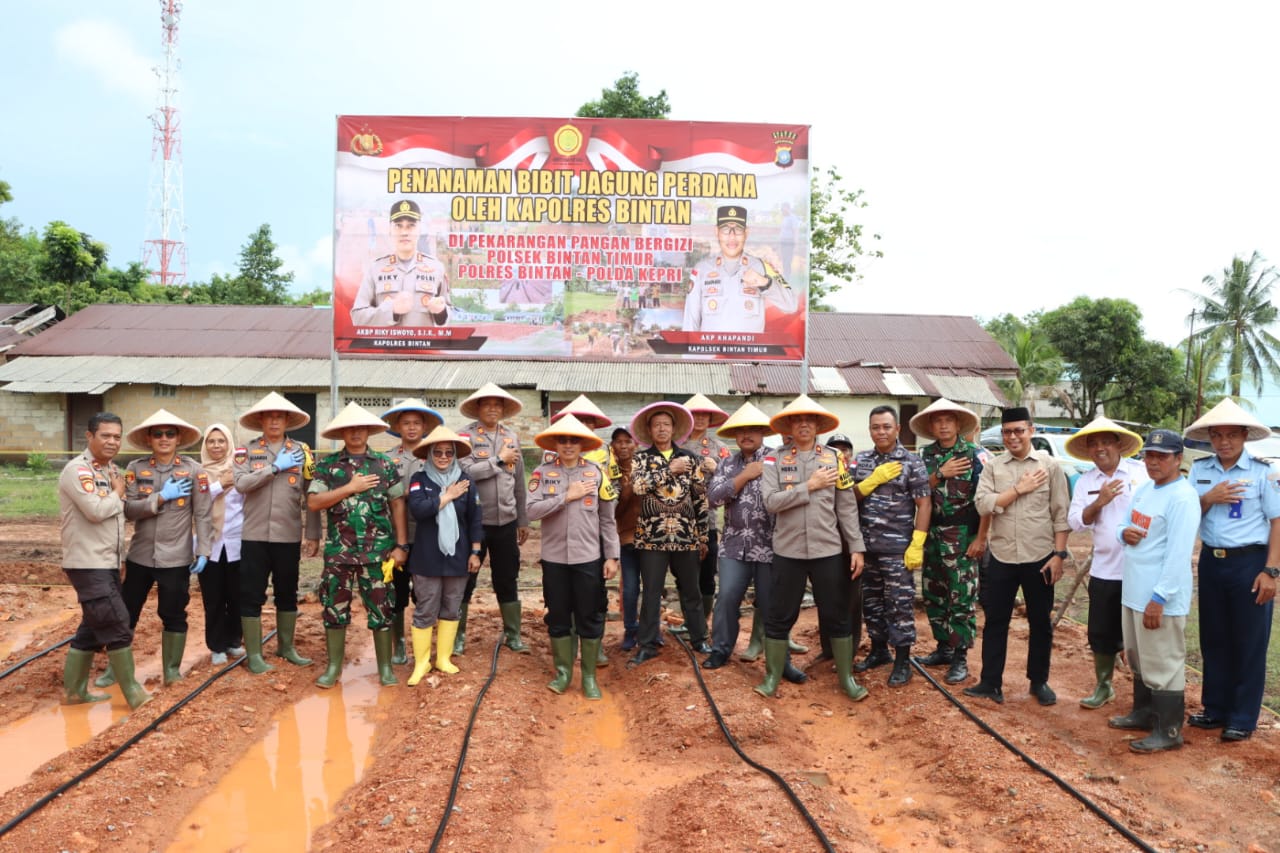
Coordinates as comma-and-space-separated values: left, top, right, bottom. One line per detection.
200, 423, 245, 665
406, 425, 483, 685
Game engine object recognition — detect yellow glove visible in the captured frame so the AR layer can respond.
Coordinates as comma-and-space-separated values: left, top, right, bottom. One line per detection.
857, 462, 902, 497
904, 530, 927, 571
381, 557, 396, 583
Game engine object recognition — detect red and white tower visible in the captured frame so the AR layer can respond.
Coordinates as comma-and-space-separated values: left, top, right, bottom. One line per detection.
142, 0, 186, 286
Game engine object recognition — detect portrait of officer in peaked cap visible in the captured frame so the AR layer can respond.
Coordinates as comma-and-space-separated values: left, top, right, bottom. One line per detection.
350, 199, 453, 328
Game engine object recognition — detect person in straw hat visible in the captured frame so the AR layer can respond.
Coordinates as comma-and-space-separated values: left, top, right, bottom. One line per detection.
456, 382, 531, 654
678, 393, 733, 639
703, 402, 808, 683
58, 413, 152, 710
759, 394, 870, 702
1183, 398, 1280, 742
627, 401, 712, 666
528, 414, 621, 698
1064, 416, 1147, 709
380, 399, 444, 666
198, 421, 247, 666
102, 409, 213, 690
307, 402, 409, 688
406, 425, 483, 684
910, 398, 992, 686
234, 391, 321, 675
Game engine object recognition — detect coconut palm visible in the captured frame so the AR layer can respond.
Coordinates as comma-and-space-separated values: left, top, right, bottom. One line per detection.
995, 326, 1062, 416
1185, 252, 1280, 398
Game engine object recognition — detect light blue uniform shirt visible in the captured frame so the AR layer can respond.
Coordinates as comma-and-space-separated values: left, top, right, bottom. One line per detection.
1190, 449, 1280, 547
1118, 477, 1199, 616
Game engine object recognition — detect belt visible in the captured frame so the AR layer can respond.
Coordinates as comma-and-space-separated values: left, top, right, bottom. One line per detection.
1205, 543, 1266, 559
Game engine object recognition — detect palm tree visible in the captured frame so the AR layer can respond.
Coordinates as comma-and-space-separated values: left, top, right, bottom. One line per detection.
995, 326, 1062, 416
1186, 252, 1280, 398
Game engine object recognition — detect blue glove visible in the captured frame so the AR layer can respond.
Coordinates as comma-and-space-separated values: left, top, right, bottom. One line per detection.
190, 556, 208, 575
273, 448, 305, 473
159, 477, 192, 501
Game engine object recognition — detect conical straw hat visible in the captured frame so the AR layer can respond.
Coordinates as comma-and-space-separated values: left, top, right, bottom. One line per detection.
239, 391, 310, 432
381, 398, 444, 438
716, 402, 776, 439
320, 401, 390, 441
550, 394, 612, 429
769, 394, 839, 436
1184, 398, 1272, 442
127, 408, 202, 451
909, 398, 980, 442
459, 382, 523, 420
412, 424, 473, 460
535, 413, 605, 452
1063, 416, 1143, 461
630, 401, 693, 447
682, 393, 729, 427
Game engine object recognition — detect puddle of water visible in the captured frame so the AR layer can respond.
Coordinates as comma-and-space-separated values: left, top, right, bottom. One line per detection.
0, 697, 129, 795
167, 657, 385, 852
0, 608, 76, 661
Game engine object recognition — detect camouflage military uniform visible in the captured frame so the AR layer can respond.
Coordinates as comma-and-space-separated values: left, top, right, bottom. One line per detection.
921, 437, 983, 649
309, 449, 404, 629
855, 444, 930, 648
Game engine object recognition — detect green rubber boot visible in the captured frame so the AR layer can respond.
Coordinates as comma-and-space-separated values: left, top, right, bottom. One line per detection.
107, 647, 153, 710
453, 601, 468, 655
276, 611, 312, 667
740, 609, 765, 662
580, 637, 603, 700
1108, 673, 1155, 730
833, 635, 870, 702
372, 628, 398, 686
547, 635, 575, 694
500, 600, 530, 653
753, 638, 789, 698
242, 617, 274, 674
62, 648, 110, 704
390, 610, 408, 665
93, 660, 116, 688
315, 628, 346, 689
1080, 653, 1117, 709
161, 631, 186, 685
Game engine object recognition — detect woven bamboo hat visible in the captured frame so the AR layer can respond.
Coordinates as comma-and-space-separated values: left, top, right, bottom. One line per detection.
769, 394, 839, 436
239, 391, 311, 432
320, 401, 390, 441
1184, 398, 1272, 442
459, 382, 523, 420
412, 425, 473, 460
630, 401, 693, 446
909, 398, 980, 442
683, 393, 729, 428
127, 408, 202, 451
1064, 416, 1143, 461
716, 402, 776, 440
535, 413, 604, 452
550, 394, 612, 430
381, 398, 444, 438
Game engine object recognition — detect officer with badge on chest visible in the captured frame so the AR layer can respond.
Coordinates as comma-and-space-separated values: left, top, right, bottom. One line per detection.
350, 199, 452, 327
682, 206, 798, 334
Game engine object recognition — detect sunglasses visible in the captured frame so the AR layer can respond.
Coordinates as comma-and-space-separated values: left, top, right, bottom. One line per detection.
555, 437, 582, 445
431, 448, 456, 458
150, 429, 179, 439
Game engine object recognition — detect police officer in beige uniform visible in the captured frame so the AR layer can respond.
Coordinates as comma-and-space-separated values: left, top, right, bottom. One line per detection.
234, 392, 321, 674
350, 199, 452, 327
682, 206, 799, 334
59, 412, 152, 710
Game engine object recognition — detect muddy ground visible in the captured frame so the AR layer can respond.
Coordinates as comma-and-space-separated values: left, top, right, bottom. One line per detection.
0, 519, 1277, 852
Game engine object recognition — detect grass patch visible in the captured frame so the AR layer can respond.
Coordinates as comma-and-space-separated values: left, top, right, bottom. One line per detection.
0, 465, 59, 518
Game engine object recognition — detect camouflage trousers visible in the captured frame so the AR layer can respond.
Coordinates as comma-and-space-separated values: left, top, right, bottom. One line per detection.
922, 524, 979, 649
319, 561, 396, 630
862, 552, 917, 648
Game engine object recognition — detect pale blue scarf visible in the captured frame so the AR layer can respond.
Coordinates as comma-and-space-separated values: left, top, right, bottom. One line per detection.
425, 457, 461, 556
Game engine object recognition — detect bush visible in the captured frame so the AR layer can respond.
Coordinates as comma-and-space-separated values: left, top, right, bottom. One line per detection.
25, 453, 49, 472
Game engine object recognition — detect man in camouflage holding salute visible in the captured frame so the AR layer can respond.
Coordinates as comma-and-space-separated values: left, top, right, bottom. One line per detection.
308, 403, 409, 688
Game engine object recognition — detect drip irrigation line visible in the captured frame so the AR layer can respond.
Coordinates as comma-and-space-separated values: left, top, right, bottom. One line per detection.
0, 636, 72, 681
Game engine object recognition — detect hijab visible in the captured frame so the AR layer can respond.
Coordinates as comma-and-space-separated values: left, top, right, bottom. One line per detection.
200, 422, 236, 541
424, 452, 462, 556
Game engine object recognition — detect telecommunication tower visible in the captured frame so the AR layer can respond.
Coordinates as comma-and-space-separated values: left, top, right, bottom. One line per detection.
142, 0, 186, 286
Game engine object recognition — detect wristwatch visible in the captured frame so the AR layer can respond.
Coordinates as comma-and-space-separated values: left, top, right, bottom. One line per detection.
1053, 549, 1070, 560
397, 543, 412, 552
471, 548, 483, 557
1264, 566, 1280, 579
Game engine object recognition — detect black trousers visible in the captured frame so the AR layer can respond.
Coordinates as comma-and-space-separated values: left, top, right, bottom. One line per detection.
66, 568, 133, 652
392, 560, 414, 614
239, 540, 301, 617
637, 549, 703, 650
122, 559, 190, 633
199, 549, 242, 652
1085, 576, 1123, 654
977, 554, 1055, 686
767, 553, 852, 639
464, 521, 520, 605
542, 559, 605, 639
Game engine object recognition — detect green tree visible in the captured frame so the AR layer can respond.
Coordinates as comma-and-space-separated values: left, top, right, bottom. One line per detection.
1040, 297, 1149, 421
39, 221, 108, 314
983, 313, 1062, 413
210, 224, 293, 305
1103, 339, 1193, 427
576, 71, 670, 119
293, 287, 332, 306
1184, 251, 1280, 398
0, 179, 12, 206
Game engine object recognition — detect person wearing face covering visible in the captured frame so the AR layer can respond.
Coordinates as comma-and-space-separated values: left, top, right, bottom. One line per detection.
199, 423, 247, 665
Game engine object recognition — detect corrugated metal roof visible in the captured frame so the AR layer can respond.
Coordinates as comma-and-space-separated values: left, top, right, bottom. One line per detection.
808, 313, 1017, 373
808, 366, 848, 394
3, 379, 116, 394
882, 370, 928, 396
927, 374, 1007, 408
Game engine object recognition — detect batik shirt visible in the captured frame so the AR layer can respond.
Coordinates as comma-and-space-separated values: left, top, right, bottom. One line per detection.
707, 447, 775, 563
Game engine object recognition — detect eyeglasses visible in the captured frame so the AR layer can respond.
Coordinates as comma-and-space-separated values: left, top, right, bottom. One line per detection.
718, 225, 745, 235
1001, 427, 1029, 437
431, 448, 456, 458
150, 429, 179, 439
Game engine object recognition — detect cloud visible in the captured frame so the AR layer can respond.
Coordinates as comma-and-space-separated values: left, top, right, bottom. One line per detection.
55, 19, 154, 104
277, 235, 333, 293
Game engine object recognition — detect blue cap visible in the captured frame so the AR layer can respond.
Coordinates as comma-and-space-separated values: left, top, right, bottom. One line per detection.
1142, 428, 1184, 454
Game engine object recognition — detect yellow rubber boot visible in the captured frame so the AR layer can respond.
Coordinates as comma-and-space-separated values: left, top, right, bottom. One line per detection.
407, 626, 434, 686
435, 619, 460, 674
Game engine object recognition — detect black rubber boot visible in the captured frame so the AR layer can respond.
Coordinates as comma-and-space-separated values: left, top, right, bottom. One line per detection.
888, 645, 913, 687
944, 647, 970, 684
854, 640, 892, 673
453, 601, 468, 655
390, 610, 408, 665
753, 638, 788, 698
1108, 674, 1155, 731
547, 635, 574, 694
1130, 690, 1184, 753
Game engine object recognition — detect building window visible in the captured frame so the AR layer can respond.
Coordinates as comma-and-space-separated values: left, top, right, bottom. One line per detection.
153, 384, 177, 398
345, 395, 393, 410
425, 396, 455, 410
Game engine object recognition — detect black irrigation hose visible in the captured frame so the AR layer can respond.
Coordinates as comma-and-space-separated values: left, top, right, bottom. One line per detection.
0, 636, 72, 681
0, 631, 277, 838
428, 636, 504, 853
911, 660, 1159, 853
671, 633, 837, 853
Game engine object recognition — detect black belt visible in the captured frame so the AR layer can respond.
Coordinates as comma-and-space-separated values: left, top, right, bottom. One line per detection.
933, 508, 979, 528
1204, 543, 1266, 559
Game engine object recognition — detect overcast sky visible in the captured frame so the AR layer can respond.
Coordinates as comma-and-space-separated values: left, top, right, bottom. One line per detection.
5, 1, 1280, 418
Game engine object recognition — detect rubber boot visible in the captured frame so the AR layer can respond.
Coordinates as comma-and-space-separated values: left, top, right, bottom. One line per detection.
107, 647, 152, 710
390, 610, 408, 665
944, 647, 970, 684
372, 628, 398, 686
888, 645, 913, 687
580, 637, 603, 700
161, 631, 186, 685
753, 638, 789, 697
788, 635, 810, 654
1108, 674, 1155, 730
1130, 691, 1185, 753
435, 619, 461, 674
1079, 653, 1117, 709
407, 626, 434, 686
453, 601, 468, 655
854, 640, 892, 673
62, 648, 109, 704
242, 616, 274, 674
315, 628, 346, 689
740, 609, 765, 662
832, 635, 870, 702
547, 635, 575, 694
499, 600, 530, 653
93, 661, 116, 688
276, 611, 312, 667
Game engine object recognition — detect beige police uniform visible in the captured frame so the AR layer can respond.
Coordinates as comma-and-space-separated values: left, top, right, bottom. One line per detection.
682, 253, 798, 333
527, 459, 621, 563
234, 436, 322, 543
458, 422, 528, 528
762, 444, 864, 559
350, 252, 452, 327
59, 450, 126, 570
124, 454, 214, 566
